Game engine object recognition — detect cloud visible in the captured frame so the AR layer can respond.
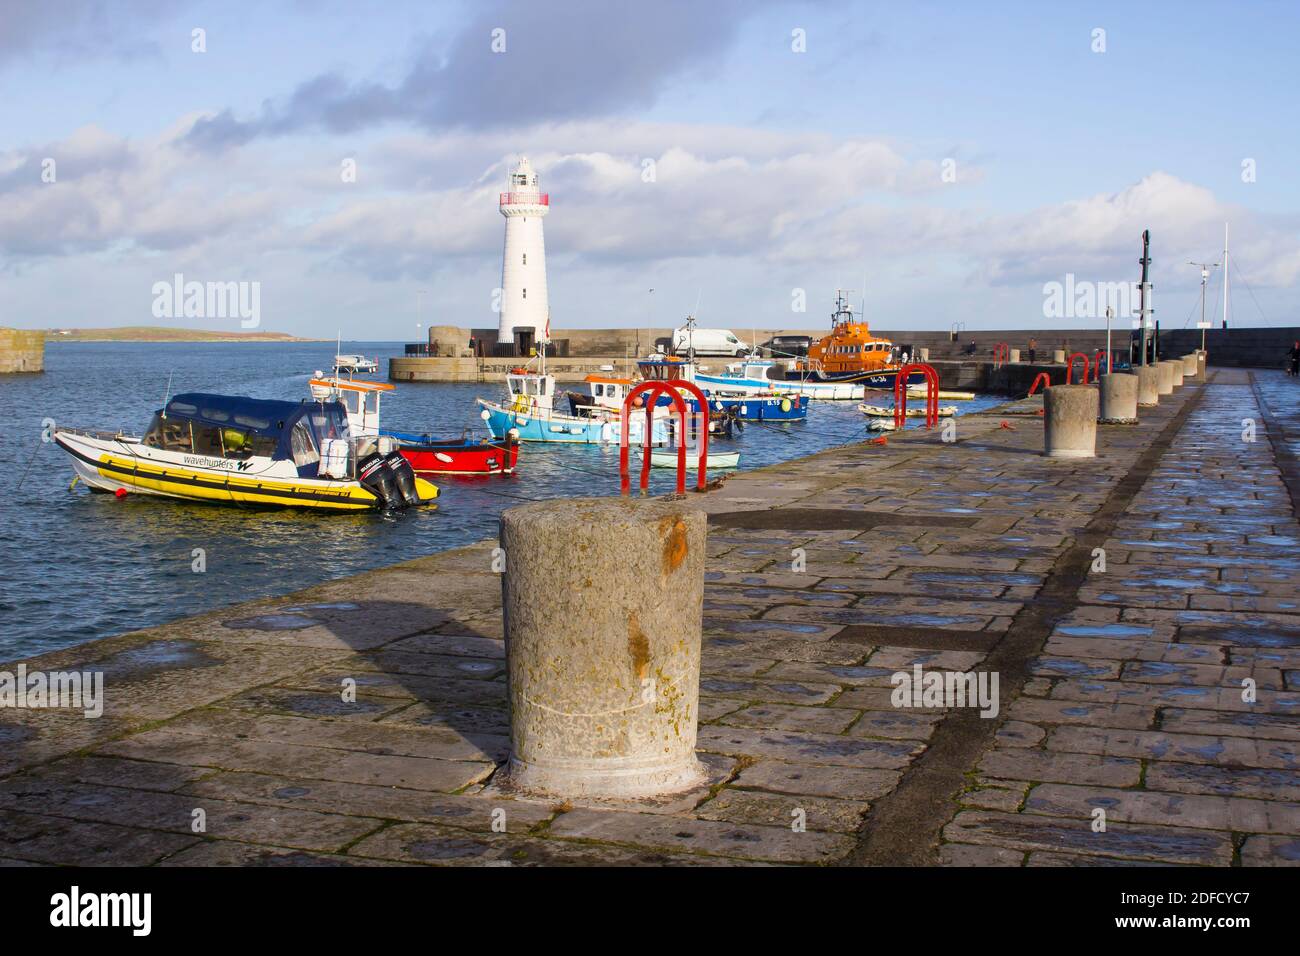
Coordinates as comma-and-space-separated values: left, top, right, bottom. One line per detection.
185, 0, 778, 148
976, 173, 1300, 289
0, 0, 175, 69
6, 114, 1299, 334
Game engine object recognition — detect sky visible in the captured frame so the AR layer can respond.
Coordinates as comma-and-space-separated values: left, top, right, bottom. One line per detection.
1, 0, 1297, 338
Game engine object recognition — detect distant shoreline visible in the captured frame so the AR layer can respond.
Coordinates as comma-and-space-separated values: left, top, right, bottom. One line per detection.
44, 327, 326, 343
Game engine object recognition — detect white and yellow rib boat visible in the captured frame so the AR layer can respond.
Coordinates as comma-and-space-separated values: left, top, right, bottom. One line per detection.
54, 392, 437, 512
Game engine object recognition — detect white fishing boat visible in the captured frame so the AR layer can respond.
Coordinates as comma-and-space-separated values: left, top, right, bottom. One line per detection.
334, 354, 378, 375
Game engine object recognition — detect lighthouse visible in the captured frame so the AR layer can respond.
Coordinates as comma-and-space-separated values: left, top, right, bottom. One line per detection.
497, 156, 550, 353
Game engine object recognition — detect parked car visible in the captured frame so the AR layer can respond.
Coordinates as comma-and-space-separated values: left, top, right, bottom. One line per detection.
671, 327, 751, 357
758, 335, 813, 359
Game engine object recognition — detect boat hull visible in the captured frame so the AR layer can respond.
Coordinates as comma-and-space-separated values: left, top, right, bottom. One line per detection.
695, 395, 808, 422
55, 431, 437, 511
478, 400, 670, 445
649, 450, 740, 469
386, 432, 519, 475
697, 367, 927, 400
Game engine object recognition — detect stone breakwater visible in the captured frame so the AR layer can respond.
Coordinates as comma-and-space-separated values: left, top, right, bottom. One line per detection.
0, 329, 43, 373
0, 369, 1297, 866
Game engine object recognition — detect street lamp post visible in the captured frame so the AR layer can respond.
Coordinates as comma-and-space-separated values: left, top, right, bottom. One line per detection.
1188, 261, 1219, 354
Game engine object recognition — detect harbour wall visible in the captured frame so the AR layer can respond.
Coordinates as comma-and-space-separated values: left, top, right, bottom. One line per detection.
403, 325, 1299, 369
0, 328, 44, 373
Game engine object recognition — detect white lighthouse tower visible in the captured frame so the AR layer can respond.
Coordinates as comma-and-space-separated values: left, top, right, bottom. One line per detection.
497, 156, 550, 352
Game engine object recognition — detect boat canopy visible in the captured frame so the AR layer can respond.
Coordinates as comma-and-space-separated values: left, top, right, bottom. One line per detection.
156, 392, 352, 465
164, 393, 303, 436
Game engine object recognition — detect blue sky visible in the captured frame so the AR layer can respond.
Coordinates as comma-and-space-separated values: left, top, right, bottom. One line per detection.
1, 0, 1296, 337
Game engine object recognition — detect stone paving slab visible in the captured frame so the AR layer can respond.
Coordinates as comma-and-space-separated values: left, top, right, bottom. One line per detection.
2, 370, 1298, 866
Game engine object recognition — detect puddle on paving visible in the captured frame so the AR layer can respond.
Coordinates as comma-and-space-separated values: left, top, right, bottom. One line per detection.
223, 613, 318, 631
1057, 624, 1153, 638
91, 639, 221, 679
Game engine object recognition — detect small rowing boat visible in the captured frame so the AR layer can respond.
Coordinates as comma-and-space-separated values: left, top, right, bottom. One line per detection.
906, 389, 975, 401
648, 450, 740, 469
859, 404, 958, 418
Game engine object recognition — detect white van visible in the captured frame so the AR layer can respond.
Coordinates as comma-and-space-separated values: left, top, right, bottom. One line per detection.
671, 327, 750, 357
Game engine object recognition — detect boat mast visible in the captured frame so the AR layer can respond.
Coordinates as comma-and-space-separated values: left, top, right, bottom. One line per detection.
1222, 222, 1230, 330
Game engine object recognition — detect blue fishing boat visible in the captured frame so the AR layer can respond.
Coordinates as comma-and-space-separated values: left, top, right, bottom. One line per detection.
691, 393, 809, 422
476, 358, 670, 446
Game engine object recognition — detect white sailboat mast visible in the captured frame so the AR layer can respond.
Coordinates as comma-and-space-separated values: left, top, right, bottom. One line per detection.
1222, 222, 1229, 329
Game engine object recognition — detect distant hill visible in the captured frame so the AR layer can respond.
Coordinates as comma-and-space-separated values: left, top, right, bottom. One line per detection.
44, 327, 324, 343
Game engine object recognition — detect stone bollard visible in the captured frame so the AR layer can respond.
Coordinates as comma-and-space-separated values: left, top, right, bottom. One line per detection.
1010, 348, 1021, 362
1137, 366, 1160, 406
1052, 349, 1066, 364
498, 497, 708, 799
1181, 353, 1198, 379
1043, 384, 1098, 458
1098, 372, 1138, 424
1167, 359, 1185, 388
1156, 361, 1175, 395
918, 347, 929, 361
1196, 350, 1208, 382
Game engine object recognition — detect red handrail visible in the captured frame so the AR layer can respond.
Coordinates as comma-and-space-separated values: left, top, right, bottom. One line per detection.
619, 380, 711, 495
1028, 372, 1052, 396
1066, 351, 1091, 385
992, 342, 1010, 368
893, 363, 940, 430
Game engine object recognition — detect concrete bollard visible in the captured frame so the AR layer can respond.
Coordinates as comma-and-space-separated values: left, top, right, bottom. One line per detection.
1098, 372, 1138, 424
1156, 361, 1175, 395
1181, 353, 1198, 379
1043, 384, 1098, 458
498, 497, 708, 799
1167, 359, 1185, 388
1196, 350, 1208, 382
918, 347, 929, 361
1137, 366, 1160, 406
1052, 349, 1066, 364
1010, 348, 1021, 363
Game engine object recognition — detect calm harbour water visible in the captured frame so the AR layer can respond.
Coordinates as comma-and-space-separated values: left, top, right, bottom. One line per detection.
0, 341, 1005, 659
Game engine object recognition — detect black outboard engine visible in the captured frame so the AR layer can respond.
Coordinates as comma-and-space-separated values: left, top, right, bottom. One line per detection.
358, 452, 401, 509
384, 450, 422, 507
358, 448, 424, 509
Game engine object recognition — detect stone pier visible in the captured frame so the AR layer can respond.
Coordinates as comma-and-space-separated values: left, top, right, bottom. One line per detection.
0, 370, 1297, 866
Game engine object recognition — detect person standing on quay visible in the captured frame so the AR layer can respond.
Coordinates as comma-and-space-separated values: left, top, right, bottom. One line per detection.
1289, 340, 1300, 377
1027, 337, 1037, 363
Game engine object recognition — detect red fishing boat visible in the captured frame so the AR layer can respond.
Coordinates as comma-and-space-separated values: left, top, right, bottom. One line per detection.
385, 431, 519, 476
308, 377, 520, 476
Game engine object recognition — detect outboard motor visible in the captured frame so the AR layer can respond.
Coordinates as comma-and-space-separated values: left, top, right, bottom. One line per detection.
358, 452, 401, 508
384, 450, 422, 507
